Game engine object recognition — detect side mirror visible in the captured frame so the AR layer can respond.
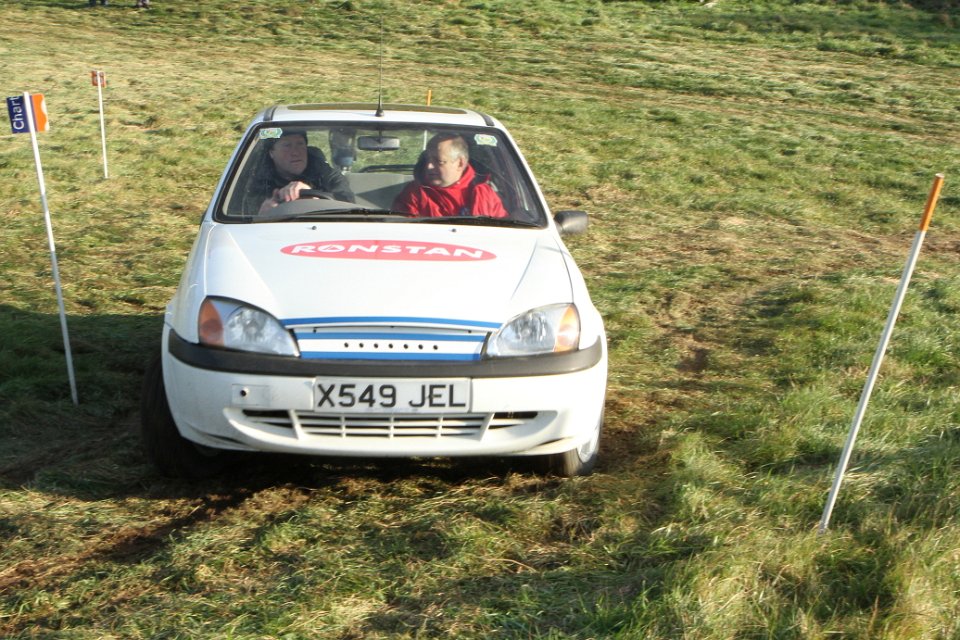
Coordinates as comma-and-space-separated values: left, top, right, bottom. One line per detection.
554, 210, 588, 236
357, 135, 401, 151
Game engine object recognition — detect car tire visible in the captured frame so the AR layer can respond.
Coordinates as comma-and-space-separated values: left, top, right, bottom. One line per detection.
537, 412, 602, 477
140, 354, 228, 479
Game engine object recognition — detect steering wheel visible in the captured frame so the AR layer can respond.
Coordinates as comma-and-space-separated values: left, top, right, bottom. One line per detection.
298, 189, 335, 200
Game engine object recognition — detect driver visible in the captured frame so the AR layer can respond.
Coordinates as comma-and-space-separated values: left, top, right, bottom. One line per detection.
251, 129, 355, 214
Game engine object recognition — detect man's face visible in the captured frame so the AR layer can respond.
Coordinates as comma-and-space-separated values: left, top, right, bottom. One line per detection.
424, 140, 466, 187
269, 134, 308, 178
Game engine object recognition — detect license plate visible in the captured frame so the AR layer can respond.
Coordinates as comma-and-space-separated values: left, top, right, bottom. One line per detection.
313, 378, 471, 414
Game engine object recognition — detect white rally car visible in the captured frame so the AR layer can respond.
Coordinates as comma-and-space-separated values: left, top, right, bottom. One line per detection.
141, 103, 607, 478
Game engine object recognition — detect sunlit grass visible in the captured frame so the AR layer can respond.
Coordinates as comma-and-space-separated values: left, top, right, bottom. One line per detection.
0, 0, 958, 638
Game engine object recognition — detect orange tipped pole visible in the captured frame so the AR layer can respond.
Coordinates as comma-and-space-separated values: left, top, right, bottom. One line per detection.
22, 91, 79, 405
920, 173, 944, 231
819, 173, 946, 533
426, 89, 432, 106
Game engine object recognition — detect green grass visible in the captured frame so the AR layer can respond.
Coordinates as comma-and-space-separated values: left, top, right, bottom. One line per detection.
1, 0, 959, 637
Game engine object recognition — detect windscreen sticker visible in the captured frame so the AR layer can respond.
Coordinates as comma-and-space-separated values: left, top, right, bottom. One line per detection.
259, 127, 283, 139
474, 134, 498, 147
282, 240, 496, 261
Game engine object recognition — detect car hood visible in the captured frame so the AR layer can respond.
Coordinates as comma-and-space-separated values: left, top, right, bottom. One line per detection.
197, 221, 573, 329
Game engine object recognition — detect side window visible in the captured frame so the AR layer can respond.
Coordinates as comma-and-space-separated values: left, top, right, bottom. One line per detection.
468, 133, 539, 222
223, 138, 269, 216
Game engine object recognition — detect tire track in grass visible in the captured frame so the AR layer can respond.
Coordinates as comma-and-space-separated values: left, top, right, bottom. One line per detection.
0, 474, 318, 587
0, 416, 121, 488
0, 463, 492, 636
0, 442, 351, 629
0, 489, 254, 595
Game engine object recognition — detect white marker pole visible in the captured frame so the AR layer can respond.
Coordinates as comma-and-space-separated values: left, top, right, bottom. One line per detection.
96, 71, 108, 178
818, 173, 945, 534
24, 91, 79, 406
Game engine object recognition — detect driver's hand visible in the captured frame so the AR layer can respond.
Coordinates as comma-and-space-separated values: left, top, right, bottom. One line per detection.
258, 181, 313, 214
274, 180, 311, 203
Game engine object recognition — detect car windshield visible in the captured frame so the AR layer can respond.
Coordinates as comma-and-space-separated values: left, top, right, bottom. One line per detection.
217, 123, 548, 227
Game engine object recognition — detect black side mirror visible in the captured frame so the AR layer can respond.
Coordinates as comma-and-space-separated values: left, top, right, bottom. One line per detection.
554, 210, 588, 236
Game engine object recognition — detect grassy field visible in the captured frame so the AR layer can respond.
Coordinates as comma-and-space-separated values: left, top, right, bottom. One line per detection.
1, 0, 959, 637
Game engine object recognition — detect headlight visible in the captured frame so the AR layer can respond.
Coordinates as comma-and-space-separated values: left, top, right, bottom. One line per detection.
486, 303, 580, 357
198, 297, 300, 356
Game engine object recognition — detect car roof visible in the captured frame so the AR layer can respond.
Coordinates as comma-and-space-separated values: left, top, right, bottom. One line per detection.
257, 103, 501, 129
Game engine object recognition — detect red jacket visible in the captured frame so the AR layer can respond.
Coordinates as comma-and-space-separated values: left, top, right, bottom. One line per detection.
392, 164, 508, 218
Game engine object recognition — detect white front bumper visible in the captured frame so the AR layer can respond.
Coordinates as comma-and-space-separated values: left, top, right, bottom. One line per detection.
162, 331, 607, 458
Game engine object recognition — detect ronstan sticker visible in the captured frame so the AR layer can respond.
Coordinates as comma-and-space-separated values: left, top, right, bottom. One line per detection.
282, 240, 496, 261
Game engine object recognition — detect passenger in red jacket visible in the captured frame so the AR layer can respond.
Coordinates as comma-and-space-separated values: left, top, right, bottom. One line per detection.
392, 133, 508, 218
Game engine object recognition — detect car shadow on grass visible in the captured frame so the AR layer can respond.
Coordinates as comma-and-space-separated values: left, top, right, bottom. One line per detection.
0, 305, 659, 611
0, 305, 503, 486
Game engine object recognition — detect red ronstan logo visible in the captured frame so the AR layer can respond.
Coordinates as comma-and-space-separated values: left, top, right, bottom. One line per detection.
282, 240, 496, 261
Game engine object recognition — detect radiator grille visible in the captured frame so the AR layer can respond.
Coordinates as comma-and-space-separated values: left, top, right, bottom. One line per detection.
240, 410, 537, 439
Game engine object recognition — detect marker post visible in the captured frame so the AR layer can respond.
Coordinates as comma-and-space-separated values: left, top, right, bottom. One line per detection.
818, 173, 945, 534
91, 70, 108, 178
20, 92, 79, 405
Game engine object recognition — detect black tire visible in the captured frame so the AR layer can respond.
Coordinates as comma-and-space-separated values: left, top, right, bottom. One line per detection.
537, 412, 602, 477
140, 355, 228, 479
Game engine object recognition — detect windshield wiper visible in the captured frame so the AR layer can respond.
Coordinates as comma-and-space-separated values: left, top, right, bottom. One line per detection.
251, 208, 414, 223
412, 216, 543, 228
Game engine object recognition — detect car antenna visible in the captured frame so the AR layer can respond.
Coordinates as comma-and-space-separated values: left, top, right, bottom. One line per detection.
375, 17, 385, 118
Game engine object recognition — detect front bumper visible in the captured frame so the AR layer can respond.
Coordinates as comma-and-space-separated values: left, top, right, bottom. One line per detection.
162, 329, 607, 458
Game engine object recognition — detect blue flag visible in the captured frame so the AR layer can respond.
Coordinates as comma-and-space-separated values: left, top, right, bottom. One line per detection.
6, 95, 28, 134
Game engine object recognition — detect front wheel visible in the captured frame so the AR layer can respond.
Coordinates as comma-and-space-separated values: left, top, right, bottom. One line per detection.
140, 355, 228, 479
537, 412, 602, 477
